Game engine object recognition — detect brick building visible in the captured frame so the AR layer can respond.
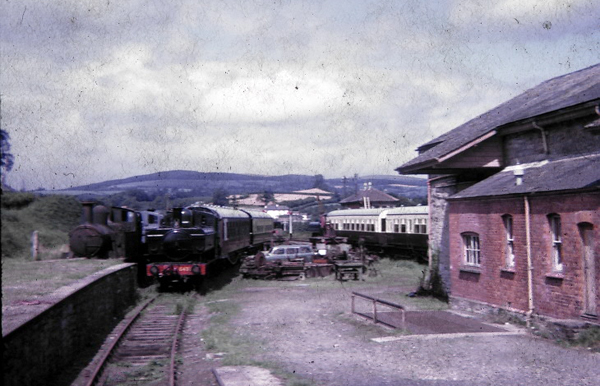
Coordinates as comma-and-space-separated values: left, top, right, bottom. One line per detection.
397, 64, 600, 322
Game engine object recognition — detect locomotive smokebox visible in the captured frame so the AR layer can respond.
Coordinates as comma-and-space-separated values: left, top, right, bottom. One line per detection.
69, 225, 112, 258
162, 230, 193, 261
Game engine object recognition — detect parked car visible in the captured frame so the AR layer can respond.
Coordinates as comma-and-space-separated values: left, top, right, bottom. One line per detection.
264, 244, 316, 262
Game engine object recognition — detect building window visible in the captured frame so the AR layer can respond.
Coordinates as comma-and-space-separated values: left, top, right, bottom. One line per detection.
548, 214, 563, 272
462, 233, 481, 266
503, 215, 515, 268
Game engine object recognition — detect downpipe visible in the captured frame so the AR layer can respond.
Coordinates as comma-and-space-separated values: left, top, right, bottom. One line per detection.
524, 195, 534, 328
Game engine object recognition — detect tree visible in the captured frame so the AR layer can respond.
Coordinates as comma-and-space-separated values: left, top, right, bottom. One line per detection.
212, 187, 229, 206
1, 129, 14, 187
262, 189, 274, 205
312, 174, 331, 191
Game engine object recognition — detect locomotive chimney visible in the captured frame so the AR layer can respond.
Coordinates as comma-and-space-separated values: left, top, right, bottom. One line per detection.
514, 164, 524, 186
172, 207, 183, 228
81, 202, 94, 223
93, 205, 109, 225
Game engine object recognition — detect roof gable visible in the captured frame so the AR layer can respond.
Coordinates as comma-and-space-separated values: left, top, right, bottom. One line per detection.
450, 154, 600, 199
399, 63, 600, 174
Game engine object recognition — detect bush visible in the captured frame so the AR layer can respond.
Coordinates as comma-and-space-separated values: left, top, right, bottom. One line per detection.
1, 192, 35, 209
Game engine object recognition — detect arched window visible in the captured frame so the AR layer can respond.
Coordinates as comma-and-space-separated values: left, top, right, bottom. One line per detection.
462, 232, 481, 266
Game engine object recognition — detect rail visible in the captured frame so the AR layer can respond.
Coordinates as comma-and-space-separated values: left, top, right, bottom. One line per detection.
83, 296, 157, 386
351, 292, 406, 329
169, 307, 187, 386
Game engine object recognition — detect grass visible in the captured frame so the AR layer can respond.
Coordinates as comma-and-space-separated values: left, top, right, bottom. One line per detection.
0, 192, 113, 305
105, 359, 167, 385
572, 326, 600, 352
233, 259, 447, 311
1, 255, 125, 303
200, 288, 319, 385
202, 299, 251, 362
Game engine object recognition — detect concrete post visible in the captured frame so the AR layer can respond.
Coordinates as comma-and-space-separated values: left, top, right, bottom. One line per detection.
32, 230, 39, 260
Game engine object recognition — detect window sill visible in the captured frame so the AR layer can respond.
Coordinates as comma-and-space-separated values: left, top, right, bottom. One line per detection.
545, 272, 564, 280
459, 265, 481, 274
500, 267, 516, 274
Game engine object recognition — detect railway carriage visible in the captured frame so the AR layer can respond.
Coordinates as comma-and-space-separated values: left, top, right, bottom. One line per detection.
326, 206, 428, 260
240, 208, 276, 247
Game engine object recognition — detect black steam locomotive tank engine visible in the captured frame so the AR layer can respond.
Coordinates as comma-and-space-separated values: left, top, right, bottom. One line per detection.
145, 207, 216, 285
144, 204, 275, 287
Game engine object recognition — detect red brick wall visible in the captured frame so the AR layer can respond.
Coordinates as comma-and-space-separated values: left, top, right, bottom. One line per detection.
449, 192, 600, 320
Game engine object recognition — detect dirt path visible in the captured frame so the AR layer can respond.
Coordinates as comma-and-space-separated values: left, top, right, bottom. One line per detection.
191, 278, 599, 386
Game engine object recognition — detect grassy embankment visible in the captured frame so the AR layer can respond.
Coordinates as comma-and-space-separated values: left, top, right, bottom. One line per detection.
1, 192, 123, 303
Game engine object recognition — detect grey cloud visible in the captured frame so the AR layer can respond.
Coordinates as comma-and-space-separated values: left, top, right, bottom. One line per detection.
1, 0, 599, 190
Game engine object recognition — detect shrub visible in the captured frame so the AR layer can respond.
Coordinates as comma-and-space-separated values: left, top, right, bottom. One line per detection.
1, 192, 35, 209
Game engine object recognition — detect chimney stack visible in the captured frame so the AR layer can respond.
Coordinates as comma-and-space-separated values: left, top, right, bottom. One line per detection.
514, 165, 524, 186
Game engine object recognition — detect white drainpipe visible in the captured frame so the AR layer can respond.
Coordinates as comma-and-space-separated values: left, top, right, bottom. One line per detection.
524, 195, 534, 327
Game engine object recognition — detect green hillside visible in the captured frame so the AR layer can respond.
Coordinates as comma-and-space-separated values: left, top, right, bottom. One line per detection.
42, 170, 427, 200
1, 192, 81, 259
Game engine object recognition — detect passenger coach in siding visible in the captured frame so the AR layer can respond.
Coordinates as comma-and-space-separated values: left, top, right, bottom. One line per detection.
325, 206, 428, 260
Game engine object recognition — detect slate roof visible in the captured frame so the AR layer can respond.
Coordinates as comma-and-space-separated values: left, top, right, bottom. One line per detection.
398, 63, 600, 173
340, 188, 398, 204
450, 154, 600, 199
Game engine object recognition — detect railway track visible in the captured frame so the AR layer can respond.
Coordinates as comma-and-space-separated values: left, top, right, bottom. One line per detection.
80, 295, 188, 386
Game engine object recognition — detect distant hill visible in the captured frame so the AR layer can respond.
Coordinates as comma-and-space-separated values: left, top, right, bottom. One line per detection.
45, 170, 427, 199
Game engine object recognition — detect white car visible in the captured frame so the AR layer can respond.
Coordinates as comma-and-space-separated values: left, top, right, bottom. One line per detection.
264, 244, 315, 262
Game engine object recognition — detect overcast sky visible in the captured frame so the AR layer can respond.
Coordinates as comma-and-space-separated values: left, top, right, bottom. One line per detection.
1, 0, 598, 190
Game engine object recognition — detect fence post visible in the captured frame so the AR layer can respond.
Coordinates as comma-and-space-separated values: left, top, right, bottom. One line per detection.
351, 294, 355, 314
373, 300, 377, 324
32, 230, 39, 261
401, 309, 406, 330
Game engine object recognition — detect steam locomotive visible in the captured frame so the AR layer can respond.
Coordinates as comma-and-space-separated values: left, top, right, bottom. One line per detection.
143, 204, 274, 287
69, 201, 275, 288
69, 202, 142, 260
